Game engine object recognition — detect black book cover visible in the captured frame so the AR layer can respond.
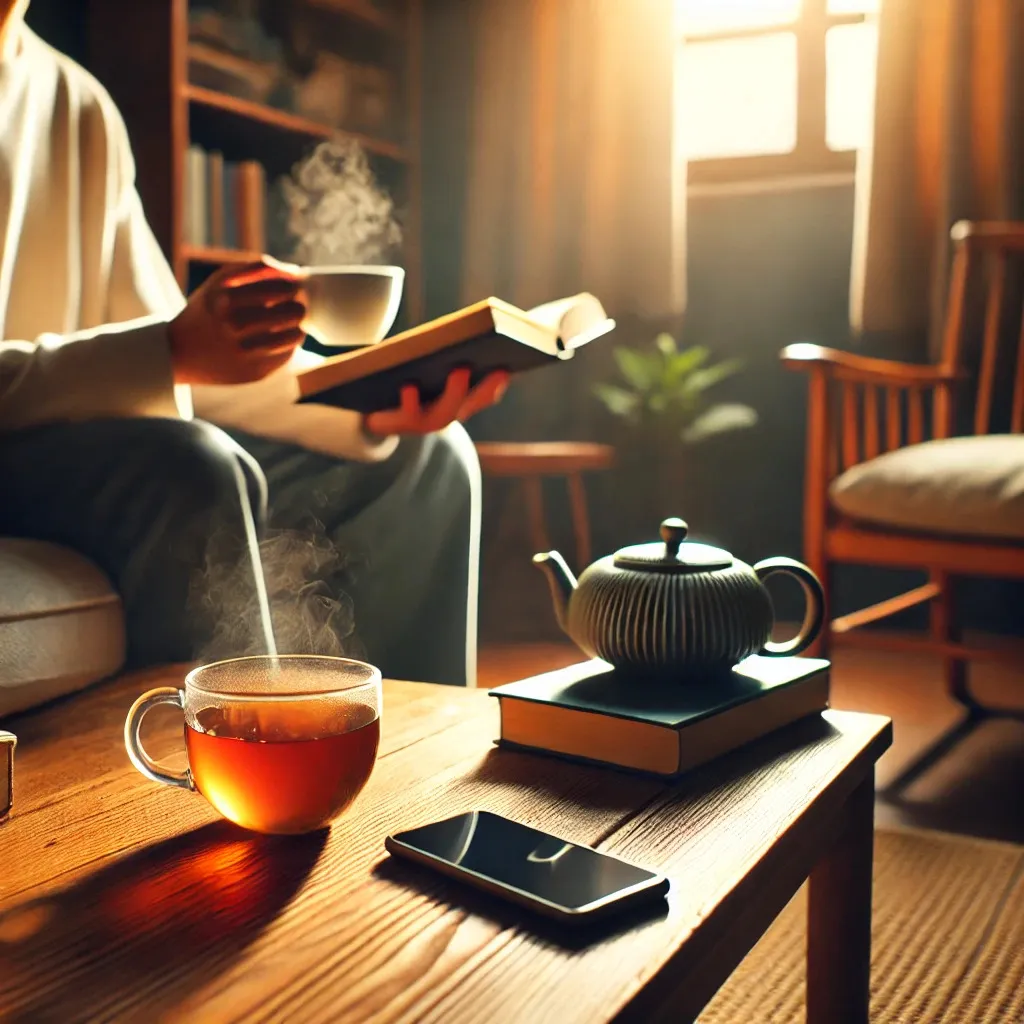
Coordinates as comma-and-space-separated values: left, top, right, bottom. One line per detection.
298, 331, 562, 414
490, 655, 831, 729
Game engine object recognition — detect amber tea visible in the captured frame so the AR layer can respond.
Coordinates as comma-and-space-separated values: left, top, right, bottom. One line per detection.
186, 705, 379, 834
126, 656, 382, 835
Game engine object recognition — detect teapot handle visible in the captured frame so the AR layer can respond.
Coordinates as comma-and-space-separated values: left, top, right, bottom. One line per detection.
753, 557, 825, 658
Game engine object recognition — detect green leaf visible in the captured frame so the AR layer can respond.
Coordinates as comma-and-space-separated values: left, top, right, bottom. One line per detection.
683, 358, 744, 395
654, 333, 677, 357
593, 383, 639, 418
663, 345, 710, 388
681, 402, 758, 443
613, 347, 657, 391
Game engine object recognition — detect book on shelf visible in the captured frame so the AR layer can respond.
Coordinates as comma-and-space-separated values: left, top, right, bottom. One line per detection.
237, 160, 266, 252
223, 161, 240, 250
489, 655, 831, 778
207, 150, 225, 247
296, 292, 615, 415
184, 144, 208, 247
182, 145, 266, 254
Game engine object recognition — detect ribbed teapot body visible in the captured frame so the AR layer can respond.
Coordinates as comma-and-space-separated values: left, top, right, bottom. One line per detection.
567, 556, 774, 674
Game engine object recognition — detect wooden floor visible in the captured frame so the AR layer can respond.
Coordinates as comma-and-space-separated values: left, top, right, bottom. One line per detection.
478, 642, 1024, 844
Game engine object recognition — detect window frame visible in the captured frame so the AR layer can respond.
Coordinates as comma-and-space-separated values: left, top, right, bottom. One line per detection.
679, 0, 874, 185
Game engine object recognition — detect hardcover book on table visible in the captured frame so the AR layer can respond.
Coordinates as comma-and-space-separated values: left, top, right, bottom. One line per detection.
490, 655, 830, 778
296, 292, 614, 415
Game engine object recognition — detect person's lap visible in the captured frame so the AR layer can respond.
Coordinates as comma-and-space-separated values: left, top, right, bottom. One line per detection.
0, 417, 479, 686
225, 424, 480, 687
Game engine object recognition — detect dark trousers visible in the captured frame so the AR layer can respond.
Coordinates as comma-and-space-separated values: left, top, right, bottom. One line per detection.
0, 418, 479, 686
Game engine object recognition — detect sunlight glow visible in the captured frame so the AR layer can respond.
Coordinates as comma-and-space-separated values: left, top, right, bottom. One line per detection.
826, 21, 879, 151
827, 0, 879, 13
676, 0, 879, 160
678, 33, 798, 160
677, 0, 801, 35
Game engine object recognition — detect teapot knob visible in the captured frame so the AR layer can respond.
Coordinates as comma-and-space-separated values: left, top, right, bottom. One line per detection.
659, 518, 689, 558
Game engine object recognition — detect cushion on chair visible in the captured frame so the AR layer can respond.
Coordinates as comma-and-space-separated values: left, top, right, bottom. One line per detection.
0, 539, 126, 718
830, 435, 1024, 541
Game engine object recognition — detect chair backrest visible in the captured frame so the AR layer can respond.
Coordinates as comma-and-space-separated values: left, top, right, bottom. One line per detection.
939, 221, 1024, 437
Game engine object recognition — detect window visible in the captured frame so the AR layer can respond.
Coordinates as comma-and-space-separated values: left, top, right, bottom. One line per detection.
677, 0, 879, 184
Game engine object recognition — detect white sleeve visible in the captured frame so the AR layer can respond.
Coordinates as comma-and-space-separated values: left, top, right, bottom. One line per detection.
0, 88, 185, 434
0, 317, 180, 433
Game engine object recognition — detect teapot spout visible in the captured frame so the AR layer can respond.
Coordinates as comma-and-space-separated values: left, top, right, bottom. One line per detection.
532, 551, 577, 633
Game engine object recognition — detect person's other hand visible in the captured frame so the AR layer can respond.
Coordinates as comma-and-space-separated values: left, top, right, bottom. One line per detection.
364, 367, 509, 437
169, 259, 307, 386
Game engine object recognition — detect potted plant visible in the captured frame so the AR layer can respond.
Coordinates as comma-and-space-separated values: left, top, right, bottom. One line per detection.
593, 332, 757, 527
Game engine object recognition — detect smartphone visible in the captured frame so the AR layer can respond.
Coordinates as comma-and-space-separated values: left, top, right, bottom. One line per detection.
385, 810, 670, 925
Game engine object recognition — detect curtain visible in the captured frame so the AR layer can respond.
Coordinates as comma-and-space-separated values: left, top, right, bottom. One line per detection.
850, 0, 1024, 357
460, 0, 684, 319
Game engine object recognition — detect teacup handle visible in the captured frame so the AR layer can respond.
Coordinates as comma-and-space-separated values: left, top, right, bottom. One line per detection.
124, 687, 193, 790
753, 557, 826, 658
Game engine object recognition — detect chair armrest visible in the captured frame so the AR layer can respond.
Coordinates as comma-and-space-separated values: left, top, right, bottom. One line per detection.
780, 343, 960, 386
951, 219, 1024, 252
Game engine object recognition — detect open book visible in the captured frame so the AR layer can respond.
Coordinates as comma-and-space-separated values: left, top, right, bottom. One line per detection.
297, 293, 615, 414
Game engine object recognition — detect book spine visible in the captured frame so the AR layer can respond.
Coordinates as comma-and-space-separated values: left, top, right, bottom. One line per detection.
223, 162, 238, 251
207, 150, 225, 248
673, 671, 831, 775
183, 146, 194, 245
185, 145, 208, 247
237, 160, 266, 253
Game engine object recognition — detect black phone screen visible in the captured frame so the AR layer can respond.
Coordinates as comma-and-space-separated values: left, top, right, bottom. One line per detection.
388, 811, 665, 912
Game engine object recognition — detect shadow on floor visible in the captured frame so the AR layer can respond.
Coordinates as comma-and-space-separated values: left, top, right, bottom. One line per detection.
478, 641, 1024, 844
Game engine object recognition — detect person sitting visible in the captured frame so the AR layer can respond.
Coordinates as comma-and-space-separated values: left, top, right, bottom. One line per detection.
0, 2, 506, 688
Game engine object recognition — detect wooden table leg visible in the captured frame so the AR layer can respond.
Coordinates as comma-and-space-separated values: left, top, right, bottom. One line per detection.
566, 472, 591, 569
522, 476, 550, 554
806, 772, 875, 1024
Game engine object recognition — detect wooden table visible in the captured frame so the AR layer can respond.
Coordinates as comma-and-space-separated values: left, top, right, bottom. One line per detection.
0, 667, 891, 1023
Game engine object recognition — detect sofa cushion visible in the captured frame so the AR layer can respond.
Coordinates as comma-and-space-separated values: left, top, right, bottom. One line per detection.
830, 435, 1024, 541
0, 539, 125, 718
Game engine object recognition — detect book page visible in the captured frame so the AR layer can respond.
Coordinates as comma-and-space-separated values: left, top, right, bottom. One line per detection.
527, 293, 615, 350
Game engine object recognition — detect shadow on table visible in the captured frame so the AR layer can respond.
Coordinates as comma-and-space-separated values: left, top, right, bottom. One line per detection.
0, 819, 326, 1021
463, 746, 660, 810
372, 855, 669, 952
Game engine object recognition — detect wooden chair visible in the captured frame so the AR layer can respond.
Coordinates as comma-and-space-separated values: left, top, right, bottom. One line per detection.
782, 220, 1024, 794
475, 442, 615, 570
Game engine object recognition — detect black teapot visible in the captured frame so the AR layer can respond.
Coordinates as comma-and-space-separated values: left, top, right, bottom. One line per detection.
534, 518, 825, 677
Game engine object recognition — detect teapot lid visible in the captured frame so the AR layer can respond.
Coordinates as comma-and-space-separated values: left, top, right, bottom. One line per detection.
613, 518, 732, 573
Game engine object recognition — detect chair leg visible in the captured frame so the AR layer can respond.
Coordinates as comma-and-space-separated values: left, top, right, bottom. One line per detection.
522, 476, 551, 556
881, 571, 987, 799
566, 472, 592, 571
931, 571, 983, 714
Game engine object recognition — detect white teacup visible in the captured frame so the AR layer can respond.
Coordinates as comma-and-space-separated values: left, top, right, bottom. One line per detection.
300, 265, 405, 347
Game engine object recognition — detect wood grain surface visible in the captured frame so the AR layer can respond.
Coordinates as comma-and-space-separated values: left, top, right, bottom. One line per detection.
0, 667, 891, 1023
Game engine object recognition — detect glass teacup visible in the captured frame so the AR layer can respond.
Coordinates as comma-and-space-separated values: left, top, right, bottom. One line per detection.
125, 656, 381, 835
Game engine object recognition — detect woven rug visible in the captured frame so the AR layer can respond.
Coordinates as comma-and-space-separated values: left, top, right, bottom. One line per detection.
700, 827, 1024, 1023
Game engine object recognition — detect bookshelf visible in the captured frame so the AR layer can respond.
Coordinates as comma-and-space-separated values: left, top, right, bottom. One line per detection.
88, 0, 424, 326
184, 83, 410, 162
304, 0, 403, 35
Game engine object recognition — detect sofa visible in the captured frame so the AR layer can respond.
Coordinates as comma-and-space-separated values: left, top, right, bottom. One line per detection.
0, 539, 125, 718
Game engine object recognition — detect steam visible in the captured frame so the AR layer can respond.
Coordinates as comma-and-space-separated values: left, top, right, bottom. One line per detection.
282, 139, 402, 266
187, 139, 401, 667
190, 520, 364, 666
232, 458, 277, 658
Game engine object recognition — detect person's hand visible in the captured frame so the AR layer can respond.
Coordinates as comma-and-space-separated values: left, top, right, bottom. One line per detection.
169, 259, 307, 386
364, 367, 509, 437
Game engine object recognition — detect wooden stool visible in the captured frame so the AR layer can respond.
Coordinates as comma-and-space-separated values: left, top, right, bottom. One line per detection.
475, 442, 615, 569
